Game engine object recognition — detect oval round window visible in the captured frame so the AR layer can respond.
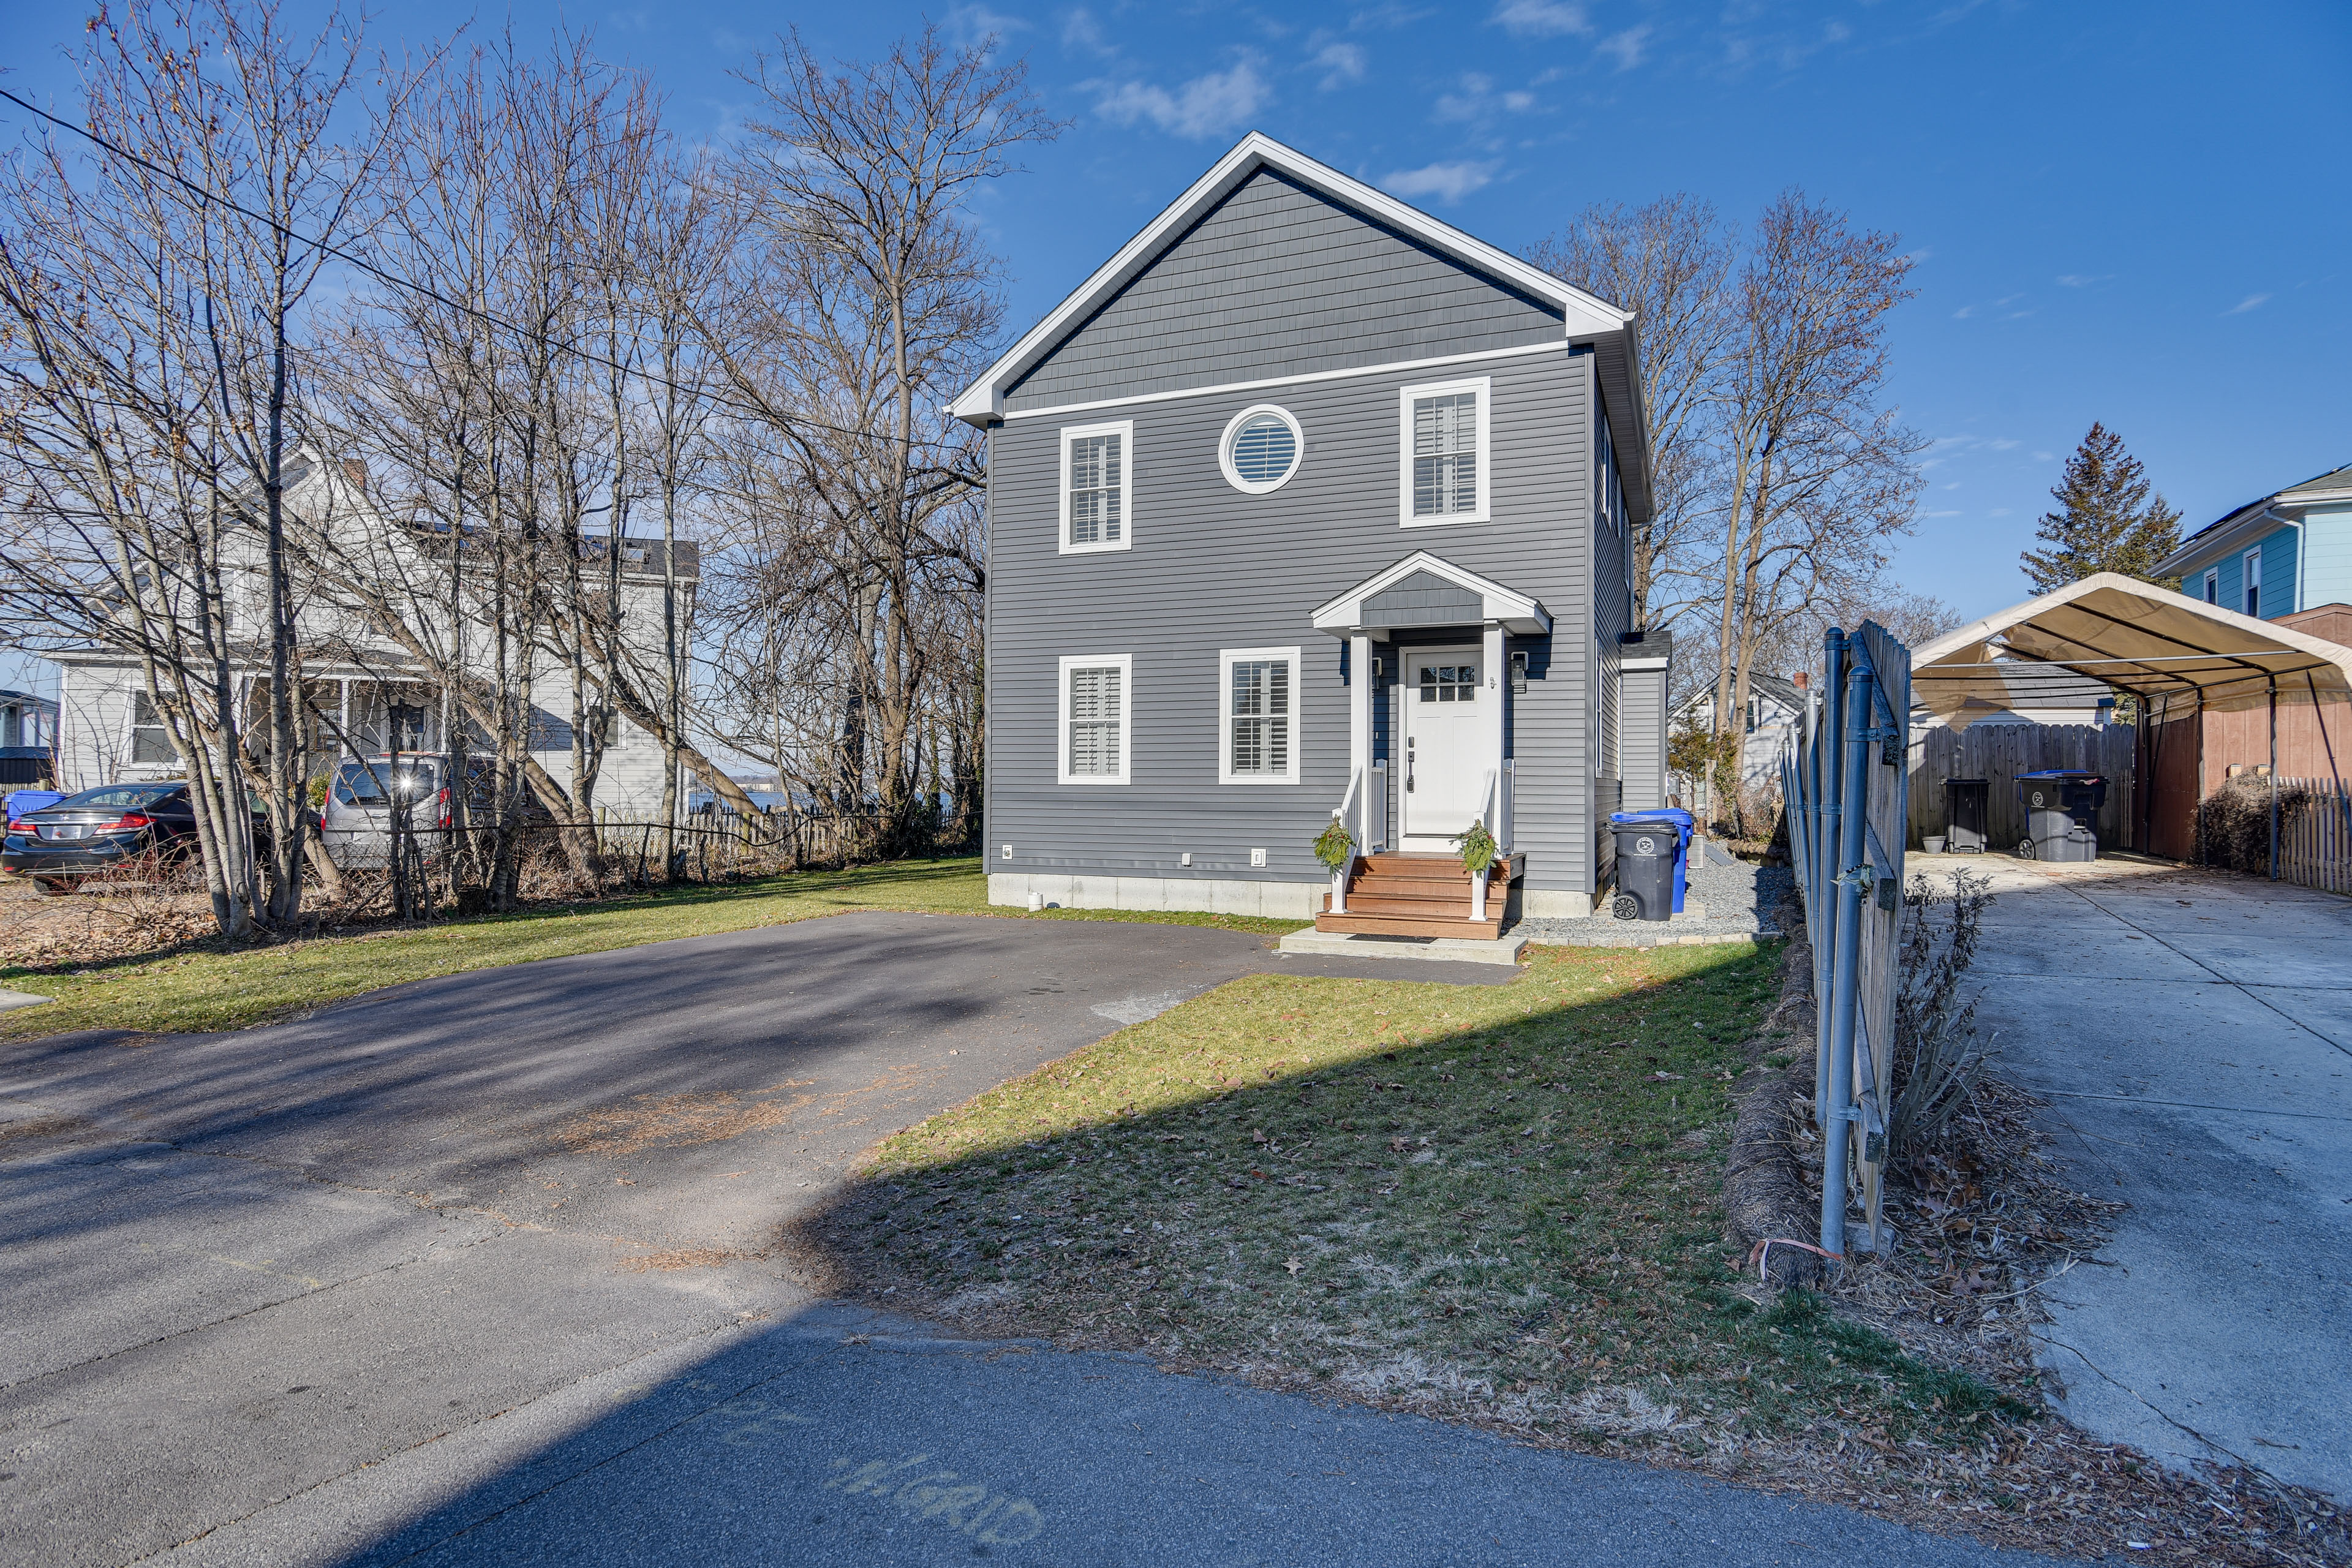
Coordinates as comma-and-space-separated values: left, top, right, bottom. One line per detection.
1219, 404, 1302, 494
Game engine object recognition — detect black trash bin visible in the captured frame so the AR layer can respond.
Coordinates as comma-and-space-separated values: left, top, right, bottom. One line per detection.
2018, 771, 2105, 862
1945, 777, 1990, 853
1611, 820, 1678, 921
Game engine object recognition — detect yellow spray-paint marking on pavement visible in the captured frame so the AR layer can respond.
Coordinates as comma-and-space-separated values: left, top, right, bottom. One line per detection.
823, 1452, 1046, 1547
136, 1240, 326, 1290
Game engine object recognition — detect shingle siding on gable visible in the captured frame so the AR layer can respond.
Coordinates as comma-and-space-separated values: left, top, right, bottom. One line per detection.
984, 345, 1594, 899
1002, 170, 1564, 415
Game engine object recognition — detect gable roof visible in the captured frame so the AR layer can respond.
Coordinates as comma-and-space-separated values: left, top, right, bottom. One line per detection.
2157, 460, 2352, 573
1310, 551, 1552, 636
1671, 668, 1806, 718
951, 132, 1654, 521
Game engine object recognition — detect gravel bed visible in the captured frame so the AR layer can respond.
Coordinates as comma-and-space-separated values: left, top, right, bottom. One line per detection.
1515, 851, 1793, 948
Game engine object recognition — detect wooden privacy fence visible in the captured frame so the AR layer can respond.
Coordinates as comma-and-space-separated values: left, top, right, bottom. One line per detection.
1781, 621, 1910, 1260
1906, 723, 2138, 851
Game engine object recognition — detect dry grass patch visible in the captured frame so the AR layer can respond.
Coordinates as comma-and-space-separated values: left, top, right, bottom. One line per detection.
554, 1088, 816, 1157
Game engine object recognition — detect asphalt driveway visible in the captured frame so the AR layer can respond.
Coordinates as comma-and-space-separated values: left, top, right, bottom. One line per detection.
1942, 854, 2352, 1500
0, 910, 2056, 1567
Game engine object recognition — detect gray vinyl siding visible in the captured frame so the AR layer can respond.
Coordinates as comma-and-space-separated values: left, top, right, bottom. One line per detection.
1619, 667, 1667, 812
1003, 170, 1564, 415
986, 344, 1596, 897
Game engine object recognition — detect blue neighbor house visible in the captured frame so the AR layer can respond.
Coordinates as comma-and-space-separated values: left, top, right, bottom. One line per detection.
2157, 462, 2352, 622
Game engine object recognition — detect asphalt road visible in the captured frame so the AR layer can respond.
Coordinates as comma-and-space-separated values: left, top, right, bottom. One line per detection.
1, 910, 2057, 1566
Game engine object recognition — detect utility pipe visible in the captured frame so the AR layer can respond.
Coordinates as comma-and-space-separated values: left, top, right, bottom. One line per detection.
1820, 631, 1874, 1262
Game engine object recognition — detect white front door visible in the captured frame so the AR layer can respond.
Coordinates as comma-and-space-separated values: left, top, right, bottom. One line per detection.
1401, 649, 1488, 851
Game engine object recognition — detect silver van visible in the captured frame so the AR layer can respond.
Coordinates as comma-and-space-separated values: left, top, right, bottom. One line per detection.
319, 755, 470, 867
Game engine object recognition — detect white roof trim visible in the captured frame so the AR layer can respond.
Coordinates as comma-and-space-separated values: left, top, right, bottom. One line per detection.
1310, 550, 1552, 636
949, 132, 1630, 426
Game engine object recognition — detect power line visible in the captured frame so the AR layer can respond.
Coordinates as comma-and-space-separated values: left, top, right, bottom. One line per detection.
0, 85, 969, 457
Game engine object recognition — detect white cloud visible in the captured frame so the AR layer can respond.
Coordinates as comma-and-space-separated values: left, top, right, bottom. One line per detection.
1434, 72, 1539, 123
2032, 451, 2054, 462
1092, 60, 1272, 139
1491, 0, 1590, 38
1597, 24, 1651, 70
2054, 273, 2112, 287
1314, 41, 1368, 89
1063, 8, 1112, 56
1923, 509, 1962, 518
946, 4, 1031, 48
2225, 292, 2271, 315
1382, 159, 1498, 204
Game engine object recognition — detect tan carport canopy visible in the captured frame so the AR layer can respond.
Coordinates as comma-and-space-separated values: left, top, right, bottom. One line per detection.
1910, 572, 2352, 729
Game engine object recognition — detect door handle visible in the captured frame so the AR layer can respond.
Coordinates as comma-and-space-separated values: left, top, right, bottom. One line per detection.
1406, 745, 1415, 793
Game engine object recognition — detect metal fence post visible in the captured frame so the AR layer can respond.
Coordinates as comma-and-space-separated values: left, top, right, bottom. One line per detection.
1820, 633, 1875, 1262
1814, 630, 1847, 1129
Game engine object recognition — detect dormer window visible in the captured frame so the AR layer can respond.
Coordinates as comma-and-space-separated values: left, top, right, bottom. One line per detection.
1060, 420, 1134, 554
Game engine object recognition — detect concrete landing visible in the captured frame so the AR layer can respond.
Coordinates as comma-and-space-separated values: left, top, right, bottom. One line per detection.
0, 988, 51, 1012
1276, 927, 1527, 966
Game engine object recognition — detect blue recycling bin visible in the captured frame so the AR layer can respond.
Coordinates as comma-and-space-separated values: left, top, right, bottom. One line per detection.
1610, 809, 1694, 913
5, 790, 64, 824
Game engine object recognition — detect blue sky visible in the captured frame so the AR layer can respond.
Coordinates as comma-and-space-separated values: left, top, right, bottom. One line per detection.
2, 0, 2346, 696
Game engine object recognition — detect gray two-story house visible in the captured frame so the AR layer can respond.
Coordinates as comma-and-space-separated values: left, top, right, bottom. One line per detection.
951, 134, 1664, 932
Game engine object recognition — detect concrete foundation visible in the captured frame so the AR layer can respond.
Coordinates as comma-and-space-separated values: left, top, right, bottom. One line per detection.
1276, 928, 1527, 967
988, 872, 1322, 921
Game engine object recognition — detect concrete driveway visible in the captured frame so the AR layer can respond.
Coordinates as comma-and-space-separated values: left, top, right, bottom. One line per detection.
0, 910, 2058, 1567
1943, 854, 2352, 1499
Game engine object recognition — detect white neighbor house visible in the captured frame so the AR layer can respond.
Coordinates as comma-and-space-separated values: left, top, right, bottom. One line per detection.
45, 455, 693, 821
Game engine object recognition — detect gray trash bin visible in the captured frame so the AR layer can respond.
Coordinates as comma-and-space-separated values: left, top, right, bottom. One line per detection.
1611, 823, 1676, 921
2018, 771, 2105, 861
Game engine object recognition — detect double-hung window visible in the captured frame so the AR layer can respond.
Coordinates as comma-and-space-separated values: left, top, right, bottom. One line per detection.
1219, 646, 1300, 785
129, 690, 176, 765
1059, 654, 1131, 784
1059, 420, 1134, 554
2204, 569, 2218, 605
1399, 376, 1490, 526
2243, 548, 2263, 617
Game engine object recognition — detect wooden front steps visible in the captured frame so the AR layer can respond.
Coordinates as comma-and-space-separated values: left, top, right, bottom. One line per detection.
1314, 851, 1521, 941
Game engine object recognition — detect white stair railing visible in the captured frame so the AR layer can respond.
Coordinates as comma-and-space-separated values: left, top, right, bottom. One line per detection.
1329, 765, 1363, 914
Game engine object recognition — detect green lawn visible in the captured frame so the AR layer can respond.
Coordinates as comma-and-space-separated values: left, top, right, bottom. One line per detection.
814, 938, 2033, 1466
0, 859, 1298, 1040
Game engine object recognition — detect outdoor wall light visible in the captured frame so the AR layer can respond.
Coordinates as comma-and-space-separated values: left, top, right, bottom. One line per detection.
1511, 651, 1529, 693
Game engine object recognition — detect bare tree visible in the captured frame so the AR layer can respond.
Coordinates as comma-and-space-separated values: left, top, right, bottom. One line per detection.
1708, 191, 1926, 752
709, 26, 1050, 854
1528, 195, 1735, 630
0, 0, 394, 934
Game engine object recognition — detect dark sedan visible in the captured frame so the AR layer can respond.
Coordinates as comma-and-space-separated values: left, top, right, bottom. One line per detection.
2, 781, 268, 893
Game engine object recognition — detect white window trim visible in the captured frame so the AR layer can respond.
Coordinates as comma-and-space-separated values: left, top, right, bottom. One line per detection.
1218, 645, 1302, 786
1058, 419, 1135, 556
2243, 548, 2262, 617
1398, 375, 1491, 527
1058, 654, 1131, 785
2204, 568, 2218, 605
1218, 404, 1303, 495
